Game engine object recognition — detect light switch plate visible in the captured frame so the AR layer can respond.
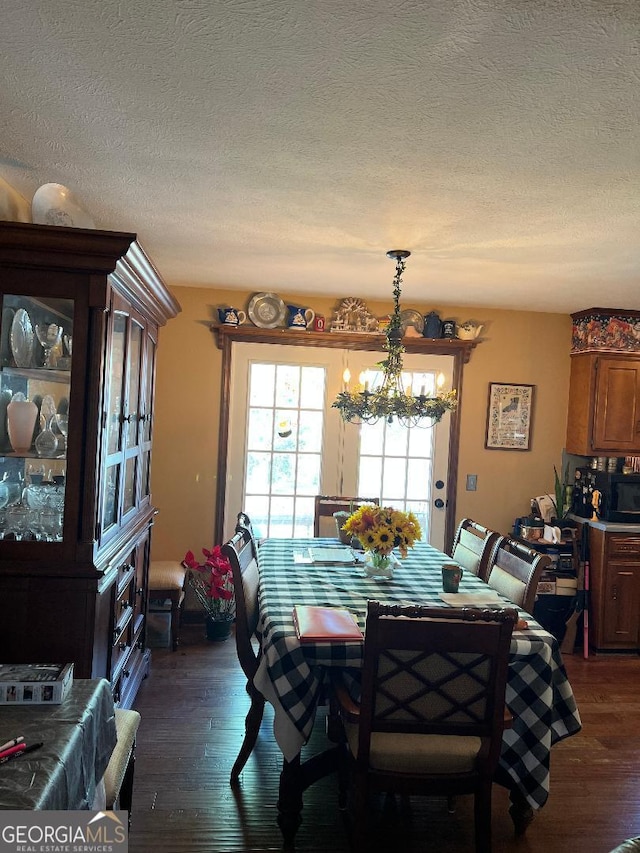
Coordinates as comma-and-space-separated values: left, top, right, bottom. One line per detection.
466, 474, 478, 491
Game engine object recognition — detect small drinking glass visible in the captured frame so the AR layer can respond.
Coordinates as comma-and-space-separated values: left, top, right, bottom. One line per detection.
41, 508, 61, 542
7, 505, 29, 541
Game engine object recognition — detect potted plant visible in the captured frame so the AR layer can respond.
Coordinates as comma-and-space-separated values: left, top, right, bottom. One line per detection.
183, 546, 235, 641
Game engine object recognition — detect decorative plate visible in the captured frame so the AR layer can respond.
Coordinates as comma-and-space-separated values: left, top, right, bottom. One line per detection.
400, 309, 425, 335
31, 183, 95, 229
1, 307, 15, 365
248, 292, 287, 329
10, 308, 34, 367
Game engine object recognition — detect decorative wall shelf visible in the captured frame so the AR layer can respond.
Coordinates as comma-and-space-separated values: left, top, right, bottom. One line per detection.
213, 324, 480, 363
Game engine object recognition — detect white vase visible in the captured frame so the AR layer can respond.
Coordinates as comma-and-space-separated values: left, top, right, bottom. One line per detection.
7, 399, 38, 454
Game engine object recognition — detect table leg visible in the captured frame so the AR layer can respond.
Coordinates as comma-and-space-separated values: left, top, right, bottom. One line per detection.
277, 747, 341, 848
277, 756, 303, 850
508, 788, 535, 836
494, 766, 535, 836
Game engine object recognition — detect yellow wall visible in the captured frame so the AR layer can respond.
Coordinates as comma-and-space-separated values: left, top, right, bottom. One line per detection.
151, 287, 572, 559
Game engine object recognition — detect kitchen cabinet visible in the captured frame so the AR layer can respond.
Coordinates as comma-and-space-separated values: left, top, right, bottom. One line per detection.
566, 352, 640, 455
0, 222, 180, 707
585, 525, 640, 651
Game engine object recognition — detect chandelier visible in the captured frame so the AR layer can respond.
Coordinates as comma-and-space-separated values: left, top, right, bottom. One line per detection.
332, 250, 458, 428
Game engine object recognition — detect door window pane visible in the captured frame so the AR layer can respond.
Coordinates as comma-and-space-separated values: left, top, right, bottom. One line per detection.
243, 361, 327, 537
247, 408, 274, 450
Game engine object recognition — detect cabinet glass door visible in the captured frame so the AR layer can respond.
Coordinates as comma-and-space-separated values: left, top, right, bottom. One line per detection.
102, 310, 127, 535
122, 318, 143, 516
0, 294, 73, 543
100, 296, 149, 544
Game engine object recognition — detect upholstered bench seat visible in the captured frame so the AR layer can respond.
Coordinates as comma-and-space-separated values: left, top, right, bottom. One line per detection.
148, 560, 187, 651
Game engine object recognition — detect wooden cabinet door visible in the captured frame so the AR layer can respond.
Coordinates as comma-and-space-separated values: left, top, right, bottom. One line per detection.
602, 562, 640, 647
592, 357, 640, 453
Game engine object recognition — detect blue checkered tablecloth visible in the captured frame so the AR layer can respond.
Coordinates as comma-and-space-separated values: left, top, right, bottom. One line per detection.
254, 538, 582, 810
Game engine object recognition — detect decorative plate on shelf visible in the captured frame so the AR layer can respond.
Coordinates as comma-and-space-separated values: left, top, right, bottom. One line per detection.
1, 307, 15, 365
400, 309, 425, 336
31, 183, 95, 229
10, 308, 34, 367
247, 292, 287, 329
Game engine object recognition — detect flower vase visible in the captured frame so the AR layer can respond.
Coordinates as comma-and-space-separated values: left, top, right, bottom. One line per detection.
364, 550, 394, 580
6, 399, 38, 454
205, 615, 233, 642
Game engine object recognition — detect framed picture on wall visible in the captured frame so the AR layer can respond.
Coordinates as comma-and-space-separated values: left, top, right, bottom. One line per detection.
485, 382, 535, 451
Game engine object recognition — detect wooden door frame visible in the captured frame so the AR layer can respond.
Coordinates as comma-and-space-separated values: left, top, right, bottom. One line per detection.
213, 325, 479, 549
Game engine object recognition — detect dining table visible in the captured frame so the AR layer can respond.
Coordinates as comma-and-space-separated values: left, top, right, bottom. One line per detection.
253, 537, 582, 846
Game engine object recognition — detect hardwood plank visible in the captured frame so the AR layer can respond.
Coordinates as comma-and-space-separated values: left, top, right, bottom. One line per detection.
130, 625, 640, 852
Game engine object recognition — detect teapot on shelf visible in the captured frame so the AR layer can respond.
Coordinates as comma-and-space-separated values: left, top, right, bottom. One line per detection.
456, 321, 484, 340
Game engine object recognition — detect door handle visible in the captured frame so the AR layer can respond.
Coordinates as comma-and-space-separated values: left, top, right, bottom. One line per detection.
434, 498, 445, 509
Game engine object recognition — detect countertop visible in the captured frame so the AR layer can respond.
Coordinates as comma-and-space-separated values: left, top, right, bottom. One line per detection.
566, 514, 640, 534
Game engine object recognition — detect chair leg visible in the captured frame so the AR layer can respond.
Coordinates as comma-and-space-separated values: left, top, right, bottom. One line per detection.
118, 745, 136, 829
170, 592, 180, 651
352, 774, 369, 853
230, 686, 265, 785
337, 743, 350, 811
473, 781, 493, 853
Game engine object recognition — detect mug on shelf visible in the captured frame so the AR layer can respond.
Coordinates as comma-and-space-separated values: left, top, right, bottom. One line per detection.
218, 307, 247, 326
441, 562, 463, 593
287, 305, 315, 329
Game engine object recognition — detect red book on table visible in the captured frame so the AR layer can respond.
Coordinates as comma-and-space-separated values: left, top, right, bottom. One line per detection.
293, 605, 363, 642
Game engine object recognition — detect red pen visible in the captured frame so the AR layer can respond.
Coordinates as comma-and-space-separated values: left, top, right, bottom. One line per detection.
0, 743, 26, 762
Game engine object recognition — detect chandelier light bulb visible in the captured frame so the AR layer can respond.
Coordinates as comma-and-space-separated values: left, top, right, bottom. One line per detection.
342, 367, 351, 388
437, 372, 446, 389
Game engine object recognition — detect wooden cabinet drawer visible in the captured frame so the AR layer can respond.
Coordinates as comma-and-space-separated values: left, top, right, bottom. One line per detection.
607, 536, 640, 559
111, 573, 134, 678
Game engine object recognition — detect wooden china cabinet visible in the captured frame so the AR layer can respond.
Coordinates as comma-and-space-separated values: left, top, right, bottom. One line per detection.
0, 222, 180, 708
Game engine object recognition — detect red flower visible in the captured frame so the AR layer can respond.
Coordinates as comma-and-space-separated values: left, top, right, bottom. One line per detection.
183, 545, 235, 619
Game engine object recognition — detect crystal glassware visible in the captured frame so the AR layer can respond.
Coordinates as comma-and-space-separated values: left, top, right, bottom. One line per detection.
35, 323, 63, 369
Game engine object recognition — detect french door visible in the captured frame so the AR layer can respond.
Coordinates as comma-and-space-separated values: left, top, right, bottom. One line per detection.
224, 342, 453, 549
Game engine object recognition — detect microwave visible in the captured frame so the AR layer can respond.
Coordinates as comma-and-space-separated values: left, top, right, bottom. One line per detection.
584, 470, 640, 523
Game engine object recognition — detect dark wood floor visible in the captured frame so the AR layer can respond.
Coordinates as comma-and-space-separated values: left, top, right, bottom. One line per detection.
130, 624, 640, 852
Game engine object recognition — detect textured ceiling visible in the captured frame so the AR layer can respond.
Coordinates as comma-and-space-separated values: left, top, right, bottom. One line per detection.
0, 0, 638, 313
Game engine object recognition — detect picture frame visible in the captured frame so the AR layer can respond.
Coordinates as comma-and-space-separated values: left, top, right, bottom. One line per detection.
485, 382, 535, 451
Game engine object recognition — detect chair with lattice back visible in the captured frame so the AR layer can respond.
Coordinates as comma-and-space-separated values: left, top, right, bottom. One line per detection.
221, 526, 265, 785
332, 601, 518, 853
451, 518, 503, 582
313, 495, 380, 538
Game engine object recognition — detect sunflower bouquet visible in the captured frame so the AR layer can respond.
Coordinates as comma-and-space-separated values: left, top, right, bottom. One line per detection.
341, 504, 422, 559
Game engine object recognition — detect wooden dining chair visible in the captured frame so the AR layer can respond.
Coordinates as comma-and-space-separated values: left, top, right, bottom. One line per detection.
235, 510, 258, 555
313, 495, 380, 538
486, 536, 551, 614
332, 601, 518, 853
221, 528, 265, 785
450, 518, 503, 582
